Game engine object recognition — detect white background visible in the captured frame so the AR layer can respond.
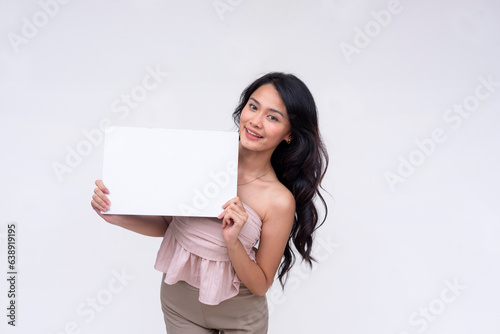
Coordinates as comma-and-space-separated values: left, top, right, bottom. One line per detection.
1, 1, 499, 333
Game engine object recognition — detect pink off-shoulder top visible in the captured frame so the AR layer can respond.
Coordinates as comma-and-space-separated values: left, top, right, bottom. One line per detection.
154, 203, 262, 305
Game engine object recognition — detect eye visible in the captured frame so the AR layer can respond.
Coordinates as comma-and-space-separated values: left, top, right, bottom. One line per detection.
248, 103, 257, 110
267, 114, 279, 121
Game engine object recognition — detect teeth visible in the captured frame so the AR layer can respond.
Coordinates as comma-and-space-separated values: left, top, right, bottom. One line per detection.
246, 128, 262, 138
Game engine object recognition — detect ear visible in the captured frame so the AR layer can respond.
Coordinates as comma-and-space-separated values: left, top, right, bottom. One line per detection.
284, 133, 292, 144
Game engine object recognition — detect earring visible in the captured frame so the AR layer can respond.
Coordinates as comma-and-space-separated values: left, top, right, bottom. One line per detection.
286, 138, 292, 144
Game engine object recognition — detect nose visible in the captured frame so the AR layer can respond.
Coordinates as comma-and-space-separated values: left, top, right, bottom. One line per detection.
249, 111, 264, 128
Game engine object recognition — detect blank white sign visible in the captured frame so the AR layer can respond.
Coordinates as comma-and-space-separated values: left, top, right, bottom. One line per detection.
101, 126, 239, 217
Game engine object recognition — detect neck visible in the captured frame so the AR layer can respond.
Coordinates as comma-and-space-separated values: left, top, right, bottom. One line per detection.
237, 141, 273, 175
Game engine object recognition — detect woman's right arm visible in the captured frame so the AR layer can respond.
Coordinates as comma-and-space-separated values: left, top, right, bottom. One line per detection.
91, 180, 171, 237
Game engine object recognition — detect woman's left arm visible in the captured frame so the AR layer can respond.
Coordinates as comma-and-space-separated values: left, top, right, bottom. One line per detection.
219, 194, 295, 296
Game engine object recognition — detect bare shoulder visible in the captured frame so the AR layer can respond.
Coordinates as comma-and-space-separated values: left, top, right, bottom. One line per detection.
262, 182, 295, 224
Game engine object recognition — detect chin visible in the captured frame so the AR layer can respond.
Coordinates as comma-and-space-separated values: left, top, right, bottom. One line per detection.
242, 138, 281, 154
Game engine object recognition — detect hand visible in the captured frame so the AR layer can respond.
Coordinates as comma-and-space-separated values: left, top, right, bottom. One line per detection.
218, 197, 249, 247
91, 180, 121, 225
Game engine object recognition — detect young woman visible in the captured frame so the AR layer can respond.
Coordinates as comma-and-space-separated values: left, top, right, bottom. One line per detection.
91, 72, 329, 333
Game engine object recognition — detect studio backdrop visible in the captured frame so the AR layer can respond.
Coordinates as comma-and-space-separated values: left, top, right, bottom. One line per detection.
1, 0, 499, 333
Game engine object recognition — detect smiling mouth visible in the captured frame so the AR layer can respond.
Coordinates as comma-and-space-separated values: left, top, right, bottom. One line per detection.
245, 127, 263, 138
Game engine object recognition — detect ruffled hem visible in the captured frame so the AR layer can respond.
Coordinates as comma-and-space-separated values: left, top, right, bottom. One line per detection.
154, 229, 244, 306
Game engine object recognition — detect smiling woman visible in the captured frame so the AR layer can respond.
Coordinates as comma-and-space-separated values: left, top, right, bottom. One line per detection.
232, 72, 329, 289
91, 72, 329, 333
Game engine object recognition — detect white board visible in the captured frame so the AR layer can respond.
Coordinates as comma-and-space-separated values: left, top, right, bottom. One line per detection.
101, 126, 239, 217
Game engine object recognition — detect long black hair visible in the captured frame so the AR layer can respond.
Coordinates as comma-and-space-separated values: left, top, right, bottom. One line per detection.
232, 72, 329, 288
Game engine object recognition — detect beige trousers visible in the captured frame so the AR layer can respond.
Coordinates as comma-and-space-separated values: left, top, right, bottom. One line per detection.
160, 273, 268, 333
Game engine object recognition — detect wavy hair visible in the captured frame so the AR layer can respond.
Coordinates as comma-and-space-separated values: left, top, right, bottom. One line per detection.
232, 72, 329, 288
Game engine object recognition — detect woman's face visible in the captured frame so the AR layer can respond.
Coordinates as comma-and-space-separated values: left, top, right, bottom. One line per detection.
239, 84, 292, 153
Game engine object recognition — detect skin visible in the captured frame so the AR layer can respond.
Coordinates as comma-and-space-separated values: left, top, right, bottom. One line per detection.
91, 83, 295, 296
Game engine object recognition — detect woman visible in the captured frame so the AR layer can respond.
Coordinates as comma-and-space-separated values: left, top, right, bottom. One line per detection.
91, 72, 328, 333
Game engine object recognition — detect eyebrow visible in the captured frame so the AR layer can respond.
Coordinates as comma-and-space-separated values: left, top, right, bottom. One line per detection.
249, 97, 285, 118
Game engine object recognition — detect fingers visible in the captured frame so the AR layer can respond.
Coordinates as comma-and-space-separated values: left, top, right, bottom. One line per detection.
220, 196, 245, 213
92, 179, 110, 212
221, 196, 243, 209
218, 198, 248, 228
95, 179, 109, 194
91, 194, 109, 212
92, 203, 104, 218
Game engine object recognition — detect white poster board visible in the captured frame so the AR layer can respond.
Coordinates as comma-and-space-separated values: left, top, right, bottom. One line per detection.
101, 126, 239, 217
